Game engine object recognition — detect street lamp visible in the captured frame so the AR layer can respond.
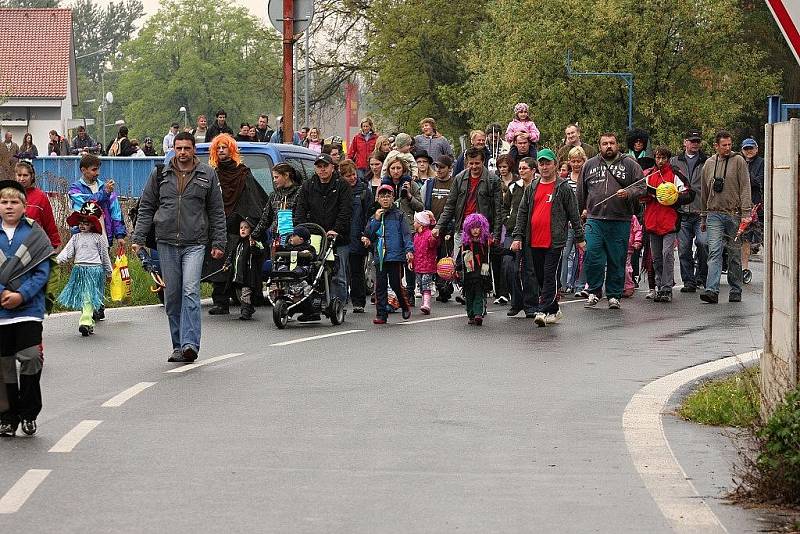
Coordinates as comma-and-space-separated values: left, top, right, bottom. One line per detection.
179, 106, 188, 129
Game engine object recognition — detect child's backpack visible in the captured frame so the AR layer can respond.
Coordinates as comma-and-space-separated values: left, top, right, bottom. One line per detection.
108, 136, 125, 156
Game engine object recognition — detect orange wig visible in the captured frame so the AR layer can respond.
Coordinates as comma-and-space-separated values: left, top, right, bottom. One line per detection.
208, 133, 241, 168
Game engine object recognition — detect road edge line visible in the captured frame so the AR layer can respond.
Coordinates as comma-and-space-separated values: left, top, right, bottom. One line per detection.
623, 349, 760, 533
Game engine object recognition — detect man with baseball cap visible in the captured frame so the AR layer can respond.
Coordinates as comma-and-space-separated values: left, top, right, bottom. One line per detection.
670, 128, 708, 292
294, 152, 353, 320
511, 149, 584, 325
739, 137, 763, 284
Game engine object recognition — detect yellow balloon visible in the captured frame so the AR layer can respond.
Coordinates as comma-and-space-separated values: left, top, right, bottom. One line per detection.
656, 182, 679, 206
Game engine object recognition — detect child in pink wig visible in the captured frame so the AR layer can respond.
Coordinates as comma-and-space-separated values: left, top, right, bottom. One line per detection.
505, 103, 541, 144
457, 213, 492, 325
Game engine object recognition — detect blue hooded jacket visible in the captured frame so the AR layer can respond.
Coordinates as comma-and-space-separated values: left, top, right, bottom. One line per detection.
0, 218, 51, 321
364, 206, 413, 262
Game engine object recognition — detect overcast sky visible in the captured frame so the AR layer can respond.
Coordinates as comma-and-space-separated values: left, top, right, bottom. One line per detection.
105, 0, 272, 24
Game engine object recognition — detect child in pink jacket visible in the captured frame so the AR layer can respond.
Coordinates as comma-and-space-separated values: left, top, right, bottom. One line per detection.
412, 210, 440, 314
505, 103, 541, 144
624, 215, 643, 297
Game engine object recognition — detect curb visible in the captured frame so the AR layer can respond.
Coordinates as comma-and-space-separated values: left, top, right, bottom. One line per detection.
623, 350, 761, 533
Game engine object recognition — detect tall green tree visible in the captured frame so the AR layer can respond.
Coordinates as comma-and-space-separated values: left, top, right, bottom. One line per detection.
113, 0, 282, 141
459, 0, 780, 149
72, 0, 143, 82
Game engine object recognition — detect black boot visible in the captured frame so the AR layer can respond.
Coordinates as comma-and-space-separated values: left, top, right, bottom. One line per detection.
239, 305, 254, 321
208, 306, 229, 315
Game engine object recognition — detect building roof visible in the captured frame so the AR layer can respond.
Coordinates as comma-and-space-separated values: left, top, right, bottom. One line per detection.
0, 8, 74, 99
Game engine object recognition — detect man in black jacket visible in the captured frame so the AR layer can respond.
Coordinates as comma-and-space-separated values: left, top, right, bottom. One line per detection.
740, 137, 764, 283
204, 109, 234, 143
294, 153, 353, 319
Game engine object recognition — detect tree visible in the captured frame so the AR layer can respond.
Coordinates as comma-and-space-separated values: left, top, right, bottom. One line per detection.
72, 0, 144, 82
112, 0, 283, 141
460, 0, 780, 150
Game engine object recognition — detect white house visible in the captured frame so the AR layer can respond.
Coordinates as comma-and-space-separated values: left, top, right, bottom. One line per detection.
0, 8, 77, 154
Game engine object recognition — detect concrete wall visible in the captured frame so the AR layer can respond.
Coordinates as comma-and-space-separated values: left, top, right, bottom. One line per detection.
761, 118, 800, 415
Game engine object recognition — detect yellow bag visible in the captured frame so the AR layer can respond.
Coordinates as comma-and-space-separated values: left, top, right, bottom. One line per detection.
110, 247, 132, 301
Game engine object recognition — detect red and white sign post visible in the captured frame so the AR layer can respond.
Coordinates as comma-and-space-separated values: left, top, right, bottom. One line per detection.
767, 0, 800, 65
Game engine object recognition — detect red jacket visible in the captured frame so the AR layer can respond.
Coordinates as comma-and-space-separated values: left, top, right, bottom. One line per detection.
347, 132, 377, 170
642, 164, 690, 236
24, 186, 61, 247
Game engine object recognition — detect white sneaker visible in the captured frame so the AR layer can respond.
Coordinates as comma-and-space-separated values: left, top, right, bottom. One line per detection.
497, 295, 508, 305
533, 312, 547, 327
608, 297, 621, 309
415, 289, 422, 298
575, 289, 589, 298
584, 294, 600, 308
645, 289, 656, 299
545, 310, 563, 324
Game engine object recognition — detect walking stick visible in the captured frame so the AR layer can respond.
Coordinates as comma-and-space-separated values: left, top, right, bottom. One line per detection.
592, 177, 647, 208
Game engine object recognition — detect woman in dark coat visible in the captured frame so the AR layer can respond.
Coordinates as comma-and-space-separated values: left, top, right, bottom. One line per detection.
204, 134, 268, 314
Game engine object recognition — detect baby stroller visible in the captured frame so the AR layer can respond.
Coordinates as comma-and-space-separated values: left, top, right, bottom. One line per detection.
268, 223, 345, 328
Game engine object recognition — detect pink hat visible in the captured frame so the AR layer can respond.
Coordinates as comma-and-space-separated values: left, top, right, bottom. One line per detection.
376, 184, 395, 197
414, 210, 436, 227
514, 103, 529, 114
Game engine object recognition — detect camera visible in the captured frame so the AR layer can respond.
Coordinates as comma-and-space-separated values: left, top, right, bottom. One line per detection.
712, 176, 725, 193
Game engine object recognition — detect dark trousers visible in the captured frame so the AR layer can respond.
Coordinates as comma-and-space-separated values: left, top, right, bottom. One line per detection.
212, 281, 231, 307
374, 261, 410, 319
490, 250, 509, 298
404, 264, 416, 304
506, 251, 524, 310
0, 322, 43, 423
463, 278, 487, 318
521, 246, 543, 313
531, 247, 563, 314
348, 253, 368, 307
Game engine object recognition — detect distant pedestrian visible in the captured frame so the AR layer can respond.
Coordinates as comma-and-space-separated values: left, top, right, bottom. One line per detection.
339, 159, 372, 313
254, 114, 273, 142
163, 123, 179, 154
739, 137, 763, 284
191, 115, 209, 145
557, 123, 597, 162
131, 132, 227, 363
0, 179, 53, 438
18, 133, 38, 159
303, 127, 323, 153
347, 117, 377, 180
414, 117, 453, 163
205, 109, 234, 143
505, 103, 540, 145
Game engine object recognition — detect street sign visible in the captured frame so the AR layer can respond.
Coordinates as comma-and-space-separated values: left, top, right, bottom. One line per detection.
767, 0, 800, 65
268, 0, 314, 36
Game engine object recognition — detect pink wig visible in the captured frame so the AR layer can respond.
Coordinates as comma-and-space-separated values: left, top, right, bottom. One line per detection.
461, 213, 490, 244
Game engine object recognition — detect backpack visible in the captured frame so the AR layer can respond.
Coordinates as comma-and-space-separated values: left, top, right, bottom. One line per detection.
129, 164, 164, 249
109, 136, 125, 156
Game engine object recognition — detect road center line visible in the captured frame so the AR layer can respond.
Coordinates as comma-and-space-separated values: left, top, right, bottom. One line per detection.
101, 382, 157, 407
0, 469, 51, 514
623, 349, 760, 533
401, 311, 495, 325
49, 420, 102, 453
270, 329, 364, 346
164, 352, 245, 374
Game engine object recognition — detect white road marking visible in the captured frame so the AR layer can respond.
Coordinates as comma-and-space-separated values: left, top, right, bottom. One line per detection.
270, 330, 364, 346
164, 352, 245, 374
401, 311, 495, 325
0, 469, 51, 514
101, 382, 157, 407
623, 350, 760, 533
49, 420, 103, 453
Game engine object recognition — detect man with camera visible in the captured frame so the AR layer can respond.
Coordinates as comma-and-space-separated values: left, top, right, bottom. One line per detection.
699, 130, 752, 304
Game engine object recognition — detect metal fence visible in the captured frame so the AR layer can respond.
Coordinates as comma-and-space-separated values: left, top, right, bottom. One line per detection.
33, 156, 162, 197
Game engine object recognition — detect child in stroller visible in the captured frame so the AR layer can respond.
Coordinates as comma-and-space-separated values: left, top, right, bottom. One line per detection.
269, 223, 346, 328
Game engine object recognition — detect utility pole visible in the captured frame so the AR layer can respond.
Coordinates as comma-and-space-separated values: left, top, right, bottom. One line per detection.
282, 0, 295, 143
304, 28, 310, 128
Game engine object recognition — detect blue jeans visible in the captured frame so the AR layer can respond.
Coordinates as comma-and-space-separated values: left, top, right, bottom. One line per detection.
705, 213, 742, 295
334, 244, 350, 303
678, 214, 707, 288
158, 243, 205, 352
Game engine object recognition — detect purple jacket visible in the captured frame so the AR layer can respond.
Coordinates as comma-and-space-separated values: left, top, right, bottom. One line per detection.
68, 177, 127, 245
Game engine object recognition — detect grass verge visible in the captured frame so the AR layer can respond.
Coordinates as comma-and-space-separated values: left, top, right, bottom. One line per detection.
678, 366, 760, 427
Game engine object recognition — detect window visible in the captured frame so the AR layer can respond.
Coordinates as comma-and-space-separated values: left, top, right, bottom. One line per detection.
284, 157, 307, 183
242, 153, 274, 194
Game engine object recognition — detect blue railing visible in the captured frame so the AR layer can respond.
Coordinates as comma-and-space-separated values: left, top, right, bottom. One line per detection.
33, 156, 162, 197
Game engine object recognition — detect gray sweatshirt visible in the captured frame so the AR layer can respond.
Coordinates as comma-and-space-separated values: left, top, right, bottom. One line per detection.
56, 232, 113, 274
578, 153, 644, 221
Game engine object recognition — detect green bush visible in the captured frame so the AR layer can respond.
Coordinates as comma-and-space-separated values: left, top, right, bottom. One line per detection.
755, 387, 800, 505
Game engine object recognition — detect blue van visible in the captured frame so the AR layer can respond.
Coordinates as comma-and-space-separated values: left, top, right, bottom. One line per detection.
169, 142, 320, 195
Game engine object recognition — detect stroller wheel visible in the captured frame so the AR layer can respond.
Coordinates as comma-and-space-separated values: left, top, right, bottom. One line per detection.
329, 298, 345, 326
273, 299, 289, 329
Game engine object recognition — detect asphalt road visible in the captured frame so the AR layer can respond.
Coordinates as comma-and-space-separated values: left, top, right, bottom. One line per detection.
0, 261, 768, 533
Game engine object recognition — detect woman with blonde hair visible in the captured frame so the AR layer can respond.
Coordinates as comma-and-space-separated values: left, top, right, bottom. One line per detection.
370, 135, 392, 162
563, 145, 587, 295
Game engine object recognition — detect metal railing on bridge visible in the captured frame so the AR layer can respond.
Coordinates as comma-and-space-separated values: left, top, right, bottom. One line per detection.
32, 156, 162, 197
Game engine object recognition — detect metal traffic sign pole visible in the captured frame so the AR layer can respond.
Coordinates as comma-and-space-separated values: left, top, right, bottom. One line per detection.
269, 0, 314, 143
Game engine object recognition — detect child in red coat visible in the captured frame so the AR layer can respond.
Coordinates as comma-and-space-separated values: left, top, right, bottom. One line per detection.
412, 210, 440, 314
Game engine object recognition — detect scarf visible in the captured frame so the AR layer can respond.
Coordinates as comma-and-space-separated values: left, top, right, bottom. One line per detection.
217, 159, 249, 216
0, 219, 54, 291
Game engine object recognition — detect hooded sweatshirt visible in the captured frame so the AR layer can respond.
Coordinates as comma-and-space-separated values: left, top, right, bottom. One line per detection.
578, 153, 644, 221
